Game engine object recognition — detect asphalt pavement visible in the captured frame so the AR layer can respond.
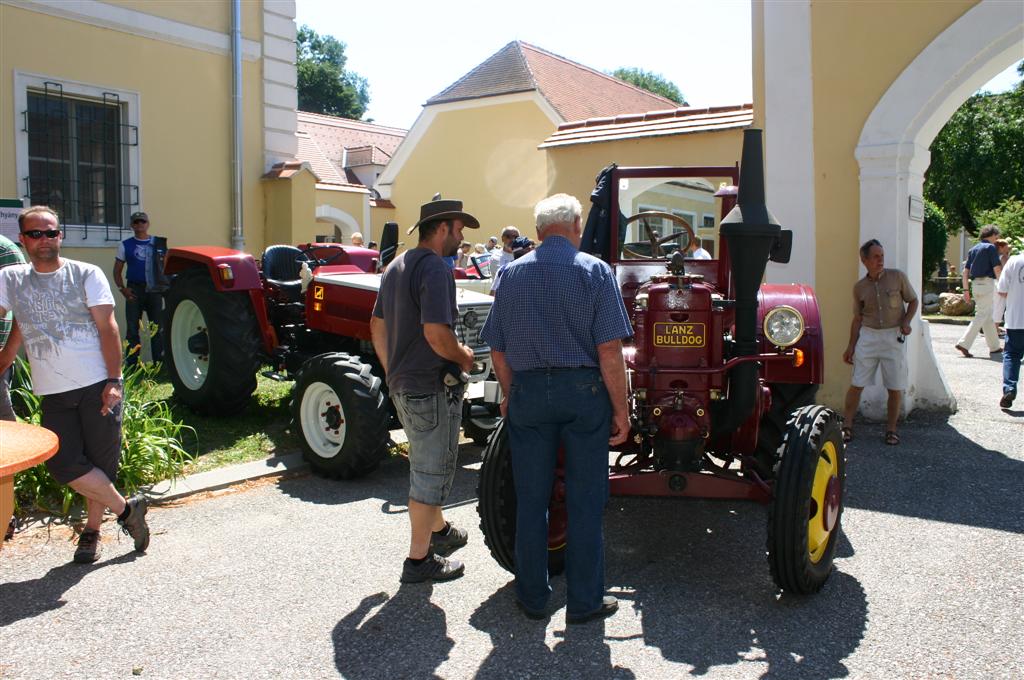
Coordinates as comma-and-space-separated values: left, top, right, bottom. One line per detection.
1, 321, 1021, 679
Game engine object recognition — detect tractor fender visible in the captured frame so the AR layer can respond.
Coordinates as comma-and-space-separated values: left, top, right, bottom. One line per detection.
164, 246, 263, 292
164, 246, 278, 354
756, 283, 824, 384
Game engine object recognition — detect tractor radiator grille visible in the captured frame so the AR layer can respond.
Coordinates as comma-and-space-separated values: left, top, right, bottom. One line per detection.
455, 304, 491, 350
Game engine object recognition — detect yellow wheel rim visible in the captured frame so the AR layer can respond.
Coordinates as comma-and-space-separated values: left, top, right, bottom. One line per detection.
808, 440, 839, 563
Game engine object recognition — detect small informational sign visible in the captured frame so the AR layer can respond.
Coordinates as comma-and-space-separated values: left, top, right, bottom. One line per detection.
908, 195, 924, 222
653, 322, 706, 348
0, 199, 25, 241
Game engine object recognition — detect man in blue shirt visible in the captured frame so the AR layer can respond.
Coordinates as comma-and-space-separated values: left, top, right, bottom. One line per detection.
481, 193, 632, 624
956, 224, 1003, 357
113, 212, 164, 368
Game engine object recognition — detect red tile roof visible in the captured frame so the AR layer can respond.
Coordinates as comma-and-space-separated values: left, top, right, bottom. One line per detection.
539, 103, 754, 149
427, 41, 678, 121
296, 112, 406, 187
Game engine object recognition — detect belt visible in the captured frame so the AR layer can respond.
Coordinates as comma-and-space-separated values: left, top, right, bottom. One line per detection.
522, 366, 596, 372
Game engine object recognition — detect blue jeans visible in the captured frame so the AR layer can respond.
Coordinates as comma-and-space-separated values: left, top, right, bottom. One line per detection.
1004, 328, 1023, 396
508, 367, 610, 616
125, 283, 164, 367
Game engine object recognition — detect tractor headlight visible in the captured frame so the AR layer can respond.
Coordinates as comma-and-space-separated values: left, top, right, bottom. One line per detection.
763, 305, 805, 348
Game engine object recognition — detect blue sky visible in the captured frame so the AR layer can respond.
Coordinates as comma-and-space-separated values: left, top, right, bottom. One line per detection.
294, 0, 1021, 129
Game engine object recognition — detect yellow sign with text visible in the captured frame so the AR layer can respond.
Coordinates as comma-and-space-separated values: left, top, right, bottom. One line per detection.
313, 285, 324, 300
653, 322, 706, 348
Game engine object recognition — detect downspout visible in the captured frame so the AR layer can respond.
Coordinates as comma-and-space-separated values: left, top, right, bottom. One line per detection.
230, 0, 244, 250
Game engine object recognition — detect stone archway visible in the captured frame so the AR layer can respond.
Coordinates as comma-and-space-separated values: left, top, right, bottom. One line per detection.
315, 204, 360, 242
853, 0, 1023, 418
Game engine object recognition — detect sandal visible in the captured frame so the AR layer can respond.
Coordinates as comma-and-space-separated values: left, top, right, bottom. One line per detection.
841, 427, 853, 444
885, 431, 900, 446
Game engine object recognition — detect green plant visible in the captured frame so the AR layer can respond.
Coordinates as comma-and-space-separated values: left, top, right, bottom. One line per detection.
12, 359, 196, 518
922, 199, 948, 278
977, 196, 1024, 252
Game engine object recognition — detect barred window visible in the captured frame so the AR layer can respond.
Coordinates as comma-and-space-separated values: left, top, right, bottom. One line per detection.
22, 82, 137, 239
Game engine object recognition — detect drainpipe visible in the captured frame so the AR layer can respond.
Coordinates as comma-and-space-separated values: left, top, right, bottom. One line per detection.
230, 0, 244, 251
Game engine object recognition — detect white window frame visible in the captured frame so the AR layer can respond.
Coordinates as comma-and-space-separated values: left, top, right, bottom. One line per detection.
13, 71, 142, 247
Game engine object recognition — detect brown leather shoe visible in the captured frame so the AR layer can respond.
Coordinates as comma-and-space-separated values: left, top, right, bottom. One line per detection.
74, 529, 101, 564
954, 344, 973, 358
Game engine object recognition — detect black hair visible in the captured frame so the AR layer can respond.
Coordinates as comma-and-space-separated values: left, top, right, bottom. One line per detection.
418, 219, 449, 242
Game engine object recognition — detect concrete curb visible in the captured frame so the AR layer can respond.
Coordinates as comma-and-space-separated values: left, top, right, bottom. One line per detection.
923, 316, 970, 326
146, 453, 309, 503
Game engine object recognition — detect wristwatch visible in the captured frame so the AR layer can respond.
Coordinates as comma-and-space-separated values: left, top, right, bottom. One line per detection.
105, 377, 123, 386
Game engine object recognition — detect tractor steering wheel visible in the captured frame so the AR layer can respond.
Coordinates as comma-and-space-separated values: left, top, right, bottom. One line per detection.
622, 211, 697, 259
298, 245, 347, 267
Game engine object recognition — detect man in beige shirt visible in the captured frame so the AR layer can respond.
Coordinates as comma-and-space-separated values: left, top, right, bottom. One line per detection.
842, 239, 919, 445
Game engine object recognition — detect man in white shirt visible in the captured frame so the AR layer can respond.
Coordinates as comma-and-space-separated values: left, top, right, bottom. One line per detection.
0, 205, 151, 563
996, 252, 1024, 408
687, 239, 712, 260
488, 226, 520, 275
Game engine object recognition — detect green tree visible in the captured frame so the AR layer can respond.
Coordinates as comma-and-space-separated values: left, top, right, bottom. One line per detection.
925, 65, 1024, 235
922, 199, 948, 279
977, 196, 1024, 251
296, 25, 369, 119
611, 67, 687, 105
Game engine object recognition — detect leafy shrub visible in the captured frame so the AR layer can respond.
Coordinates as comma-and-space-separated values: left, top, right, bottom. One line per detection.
12, 358, 196, 518
977, 196, 1024, 253
922, 199, 948, 278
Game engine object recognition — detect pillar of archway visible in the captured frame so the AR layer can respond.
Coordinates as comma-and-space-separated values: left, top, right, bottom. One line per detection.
854, 0, 1023, 418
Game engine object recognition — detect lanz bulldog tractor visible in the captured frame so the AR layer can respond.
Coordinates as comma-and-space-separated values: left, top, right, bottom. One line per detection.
478, 129, 846, 594
162, 224, 498, 479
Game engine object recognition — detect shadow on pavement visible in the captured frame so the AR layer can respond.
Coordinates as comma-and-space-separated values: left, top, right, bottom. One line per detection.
843, 413, 1024, 534
332, 585, 453, 679
0, 550, 140, 627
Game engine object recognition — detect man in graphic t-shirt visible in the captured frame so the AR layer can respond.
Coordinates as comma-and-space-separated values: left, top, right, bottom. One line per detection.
113, 211, 164, 368
0, 205, 151, 564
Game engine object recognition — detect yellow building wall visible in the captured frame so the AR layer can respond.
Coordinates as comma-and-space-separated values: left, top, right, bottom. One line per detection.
753, 0, 977, 406
370, 206, 397, 241
389, 100, 554, 241
311, 186, 366, 242
0, 3, 272, 348
103, 0, 263, 38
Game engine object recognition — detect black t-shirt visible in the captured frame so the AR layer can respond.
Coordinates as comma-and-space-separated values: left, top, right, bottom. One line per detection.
372, 248, 457, 394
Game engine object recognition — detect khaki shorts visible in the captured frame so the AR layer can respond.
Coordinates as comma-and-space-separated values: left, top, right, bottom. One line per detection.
852, 326, 907, 391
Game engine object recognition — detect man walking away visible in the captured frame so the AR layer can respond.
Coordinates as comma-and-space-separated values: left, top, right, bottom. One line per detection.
0, 206, 150, 563
113, 211, 165, 368
996, 252, 1024, 408
956, 224, 1003, 357
370, 197, 480, 583
481, 193, 632, 623
842, 239, 918, 446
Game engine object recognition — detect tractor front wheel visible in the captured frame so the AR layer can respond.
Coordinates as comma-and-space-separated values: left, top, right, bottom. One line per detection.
477, 420, 566, 575
767, 404, 846, 594
165, 269, 261, 415
292, 353, 390, 480
462, 400, 501, 446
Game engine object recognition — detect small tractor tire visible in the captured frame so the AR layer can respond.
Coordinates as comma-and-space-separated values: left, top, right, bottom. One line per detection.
462, 401, 501, 446
477, 421, 566, 575
165, 269, 261, 416
292, 352, 390, 480
755, 383, 820, 475
767, 404, 846, 594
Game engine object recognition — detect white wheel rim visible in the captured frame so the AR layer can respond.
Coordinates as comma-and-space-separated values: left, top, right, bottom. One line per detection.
300, 381, 346, 458
171, 299, 209, 390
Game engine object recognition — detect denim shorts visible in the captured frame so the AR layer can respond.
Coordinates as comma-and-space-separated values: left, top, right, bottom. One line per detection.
393, 389, 463, 506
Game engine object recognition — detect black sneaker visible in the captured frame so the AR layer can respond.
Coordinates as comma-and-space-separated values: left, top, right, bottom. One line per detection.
430, 522, 469, 555
400, 553, 465, 583
118, 494, 150, 552
566, 596, 619, 624
1000, 391, 1016, 408
74, 528, 101, 564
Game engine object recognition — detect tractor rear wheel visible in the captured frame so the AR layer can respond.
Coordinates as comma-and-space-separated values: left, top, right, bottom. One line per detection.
767, 405, 845, 594
477, 421, 566, 575
292, 353, 390, 480
165, 269, 261, 415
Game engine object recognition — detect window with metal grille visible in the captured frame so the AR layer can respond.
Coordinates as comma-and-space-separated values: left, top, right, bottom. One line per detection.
22, 82, 138, 240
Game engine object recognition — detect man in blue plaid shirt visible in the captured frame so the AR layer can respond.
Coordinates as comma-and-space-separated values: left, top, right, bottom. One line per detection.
481, 193, 632, 624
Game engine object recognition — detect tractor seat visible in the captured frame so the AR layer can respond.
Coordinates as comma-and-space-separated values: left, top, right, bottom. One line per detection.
261, 245, 308, 302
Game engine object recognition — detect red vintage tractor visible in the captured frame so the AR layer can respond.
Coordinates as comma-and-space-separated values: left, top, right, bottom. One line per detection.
162, 225, 498, 479
477, 129, 845, 594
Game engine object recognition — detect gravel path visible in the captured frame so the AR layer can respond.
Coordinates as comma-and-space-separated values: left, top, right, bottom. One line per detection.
1, 321, 1021, 679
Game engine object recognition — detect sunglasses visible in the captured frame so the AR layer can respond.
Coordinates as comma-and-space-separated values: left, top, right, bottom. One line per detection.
21, 229, 62, 240
132, 220, 148, 225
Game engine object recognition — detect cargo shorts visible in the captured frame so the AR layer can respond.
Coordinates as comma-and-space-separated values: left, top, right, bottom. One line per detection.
41, 380, 123, 484
393, 388, 463, 506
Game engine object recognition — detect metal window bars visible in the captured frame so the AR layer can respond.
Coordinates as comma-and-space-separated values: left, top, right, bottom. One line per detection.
21, 81, 139, 241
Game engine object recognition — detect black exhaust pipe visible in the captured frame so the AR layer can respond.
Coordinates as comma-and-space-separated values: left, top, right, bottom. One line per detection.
713, 129, 782, 436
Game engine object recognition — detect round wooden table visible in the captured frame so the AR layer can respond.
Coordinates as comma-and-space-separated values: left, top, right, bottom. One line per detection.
1, 421, 59, 549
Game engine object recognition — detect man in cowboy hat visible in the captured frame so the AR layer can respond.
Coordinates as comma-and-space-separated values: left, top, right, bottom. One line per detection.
370, 196, 480, 583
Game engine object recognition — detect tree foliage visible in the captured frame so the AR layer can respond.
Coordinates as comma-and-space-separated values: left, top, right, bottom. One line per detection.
611, 68, 687, 105
296, 25, 369, 119
924, 69, 1024, 235
977, 196, 1024, 252
922, 199, 948, 278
